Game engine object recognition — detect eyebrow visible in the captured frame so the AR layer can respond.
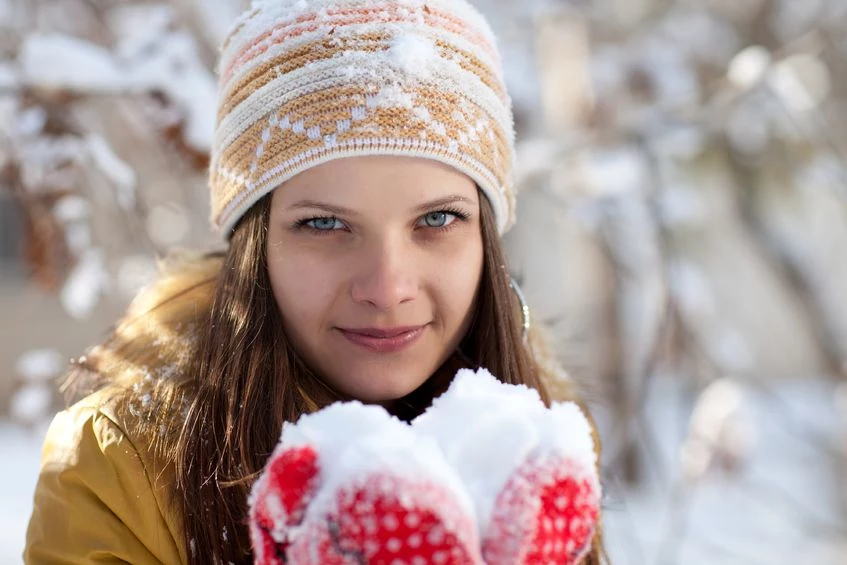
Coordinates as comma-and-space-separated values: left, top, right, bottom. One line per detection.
288, 194, 476, 215
287, 200, 358, 216
413, 195, 476, 212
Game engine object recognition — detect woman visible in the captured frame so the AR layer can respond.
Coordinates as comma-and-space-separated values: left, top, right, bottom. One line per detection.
25, 0, 604, 563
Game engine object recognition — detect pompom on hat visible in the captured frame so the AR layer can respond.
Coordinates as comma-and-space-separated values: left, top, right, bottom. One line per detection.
209, 0, 517, 238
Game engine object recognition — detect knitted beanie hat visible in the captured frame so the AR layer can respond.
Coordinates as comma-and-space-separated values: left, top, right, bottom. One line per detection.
209, 0, 516, 238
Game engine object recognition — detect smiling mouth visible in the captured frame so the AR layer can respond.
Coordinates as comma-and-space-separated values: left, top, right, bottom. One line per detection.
337, 325, 427, 353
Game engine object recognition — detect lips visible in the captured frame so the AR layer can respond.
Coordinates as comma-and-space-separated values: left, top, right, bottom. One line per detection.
337, 325, 427, 353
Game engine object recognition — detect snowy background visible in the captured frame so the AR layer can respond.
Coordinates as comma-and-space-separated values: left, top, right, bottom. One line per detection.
3, 0, 847, 563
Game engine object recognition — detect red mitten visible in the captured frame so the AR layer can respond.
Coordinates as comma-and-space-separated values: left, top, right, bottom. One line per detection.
414, 369, 602, 565
482, 452, 600, 564
287, 469, 482, 564
248, 445, 321, 563
249, 402, 484, 565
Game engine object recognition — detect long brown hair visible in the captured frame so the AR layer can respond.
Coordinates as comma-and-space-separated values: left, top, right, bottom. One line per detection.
63, 190, 605, 564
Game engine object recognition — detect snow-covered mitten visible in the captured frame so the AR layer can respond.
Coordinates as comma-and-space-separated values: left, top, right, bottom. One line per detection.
249, 402, 484, 565
413, 369, 601, 565
248, 443, 321, 563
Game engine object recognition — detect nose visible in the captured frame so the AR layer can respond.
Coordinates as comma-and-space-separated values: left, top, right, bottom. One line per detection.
350, 235, 419, 311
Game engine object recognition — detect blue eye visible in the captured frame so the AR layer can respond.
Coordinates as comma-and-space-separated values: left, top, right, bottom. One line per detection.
420, 211, 456, 228
305, 217, 344, 231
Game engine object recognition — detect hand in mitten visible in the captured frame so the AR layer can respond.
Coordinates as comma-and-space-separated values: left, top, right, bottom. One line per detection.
249, 402, 483, 565
248, 444, 320, 563
413, 369, 601, 565
250, 368, 601, 564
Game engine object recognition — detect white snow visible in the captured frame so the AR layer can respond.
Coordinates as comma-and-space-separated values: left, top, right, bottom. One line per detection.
249, 398, 479, 559
251, 367, 600, 550
105, 4, 173, 45
648, 126, 707, 161
0, 424, 46, 564
365, 85, 416, 109
388, 32, 438, 79
13, 106, 47, 138
194, 0, 246, 47
52, 196, 90, 223
19, 23, 217, 153
116, 254, 159, 298
60, 248, 110, 320
63, 224, 94, 257
0, 62, 20, 89
667, 261, 756, 372
656, 185, 708, 227
52, 195, 93, 257
657, 8, 740, 68
578, 148, 648, 197
725, 101, 772, 155
129, 30, 217, 152
15, 349, 64, 383
273, 400, 476, 530
116, 17, 217, 153
17, 136, 88, 191
86, 134, 137, 210
710, 327, 756, 373
10, 386, 53, 426
680, 378, 750, 480
414, 368, 598, 531
668, 260, 717, 317
20, 33, 129, 92
602, 374, 847, 565
767, 54, 831, 112
727, 45, 772, 90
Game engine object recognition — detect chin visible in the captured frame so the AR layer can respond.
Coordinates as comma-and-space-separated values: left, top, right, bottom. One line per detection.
336, 368, 430, 405
348, 383, 422, 405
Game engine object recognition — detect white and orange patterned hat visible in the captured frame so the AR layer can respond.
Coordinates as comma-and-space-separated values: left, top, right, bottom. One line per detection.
209, 0, 516, 238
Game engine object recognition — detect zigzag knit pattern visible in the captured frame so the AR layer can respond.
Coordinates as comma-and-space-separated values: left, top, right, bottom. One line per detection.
209, 0, 516, 238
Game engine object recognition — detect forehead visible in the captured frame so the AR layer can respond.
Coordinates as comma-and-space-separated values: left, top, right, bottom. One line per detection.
271, 156, 478, 206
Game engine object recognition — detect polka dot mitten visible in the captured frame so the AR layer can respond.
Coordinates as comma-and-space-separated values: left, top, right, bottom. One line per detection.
249, 369, 600, 564
413, 369, 601, 565
249, 402, 483, 565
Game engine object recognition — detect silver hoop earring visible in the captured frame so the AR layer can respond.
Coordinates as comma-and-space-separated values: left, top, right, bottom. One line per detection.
509, 277, 531, 341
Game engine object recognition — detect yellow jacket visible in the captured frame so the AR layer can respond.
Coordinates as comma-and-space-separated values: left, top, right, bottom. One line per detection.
24, 389, 186, 564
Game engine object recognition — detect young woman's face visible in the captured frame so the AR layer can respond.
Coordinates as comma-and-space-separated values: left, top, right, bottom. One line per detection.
266, 156, 484, 403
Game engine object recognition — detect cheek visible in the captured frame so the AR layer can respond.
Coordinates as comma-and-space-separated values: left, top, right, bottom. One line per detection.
430, 234, 484, 325
266, 248, 339, 330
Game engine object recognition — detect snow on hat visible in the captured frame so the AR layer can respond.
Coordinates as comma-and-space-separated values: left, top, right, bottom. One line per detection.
209, 0, 516, 238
